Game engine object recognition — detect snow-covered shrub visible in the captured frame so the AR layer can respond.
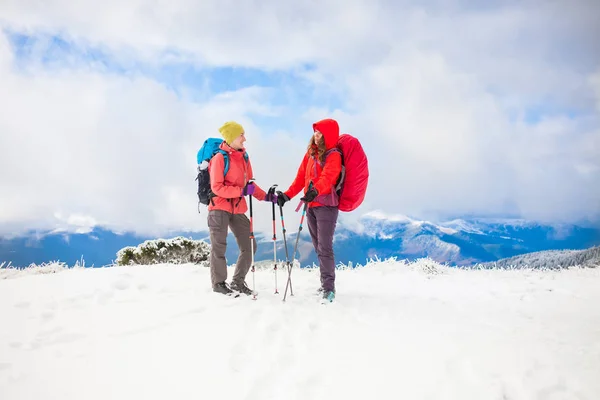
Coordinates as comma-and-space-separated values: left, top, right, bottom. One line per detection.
409, 257, 448, 275
0, 260, 86, 279
116, 237, 211, 266
473, 245, 600, 270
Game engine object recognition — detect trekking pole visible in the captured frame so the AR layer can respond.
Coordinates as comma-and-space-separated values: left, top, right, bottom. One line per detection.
248, 179, 257, 300
283, 200, 308, 301
269, 185, 279, 294
279, 202, 293, 297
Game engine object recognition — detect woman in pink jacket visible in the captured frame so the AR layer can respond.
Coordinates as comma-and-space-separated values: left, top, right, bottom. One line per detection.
208, 121, 274, 296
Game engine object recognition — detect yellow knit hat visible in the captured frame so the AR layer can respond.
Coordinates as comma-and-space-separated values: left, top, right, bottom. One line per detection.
218, 121, 245, 145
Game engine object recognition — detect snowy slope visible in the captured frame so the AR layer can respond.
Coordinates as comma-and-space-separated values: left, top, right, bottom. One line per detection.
1, 260, 600, 399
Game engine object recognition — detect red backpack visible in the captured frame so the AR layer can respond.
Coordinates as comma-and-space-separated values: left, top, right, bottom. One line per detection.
319, 134, 369, 212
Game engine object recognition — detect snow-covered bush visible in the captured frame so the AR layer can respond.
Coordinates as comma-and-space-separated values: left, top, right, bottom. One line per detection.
473, 245, 600, 270
116, 237, 211, 266
0, 260, 86, 279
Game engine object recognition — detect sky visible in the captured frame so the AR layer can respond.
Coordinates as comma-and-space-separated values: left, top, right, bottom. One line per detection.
0, 0, 599, 238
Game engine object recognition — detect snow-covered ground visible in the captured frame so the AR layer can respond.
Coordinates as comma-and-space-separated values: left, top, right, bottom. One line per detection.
1, 260, 599, 399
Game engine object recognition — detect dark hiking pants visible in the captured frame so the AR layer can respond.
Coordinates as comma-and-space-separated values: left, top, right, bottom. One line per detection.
306, 205, 339, 292
208, 210, 257, 288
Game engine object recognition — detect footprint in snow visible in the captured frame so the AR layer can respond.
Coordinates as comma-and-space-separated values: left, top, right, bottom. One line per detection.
97, 290, 114, 305
113, 279, 131, 291
535, 383, 575, 400
46, 333, 87, 346
445, 354, 478, 385
40, 311, 55, 322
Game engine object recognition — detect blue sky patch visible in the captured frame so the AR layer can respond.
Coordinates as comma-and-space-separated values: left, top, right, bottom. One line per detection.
4, 29, 345, 116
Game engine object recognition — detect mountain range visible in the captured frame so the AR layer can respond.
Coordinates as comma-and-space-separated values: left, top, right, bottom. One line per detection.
477, 245, 600, 269
1, 213, 599, 268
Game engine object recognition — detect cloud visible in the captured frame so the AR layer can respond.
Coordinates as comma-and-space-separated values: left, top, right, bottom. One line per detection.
334, 46, 600, 223
323, 0, 600, 223
0, 0, 388, 69
0, 31, 298, 237
0, 0, 599, 240
592, 68, 600, 113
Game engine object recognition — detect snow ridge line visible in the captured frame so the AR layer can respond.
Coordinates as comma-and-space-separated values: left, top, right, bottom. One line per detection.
1, 256, 598, 280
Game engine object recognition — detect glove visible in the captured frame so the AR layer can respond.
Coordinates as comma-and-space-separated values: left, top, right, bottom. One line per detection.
276, 191, 290, 207
301, 188, 318, 203
265, 191, 278, 204
243, 182, 256, 196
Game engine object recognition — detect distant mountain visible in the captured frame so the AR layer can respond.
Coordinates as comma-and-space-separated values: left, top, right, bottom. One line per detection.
475, 245, 600, 269
1, 214, 599, 268
0, 228, 151, 268
321, 213, 600, 266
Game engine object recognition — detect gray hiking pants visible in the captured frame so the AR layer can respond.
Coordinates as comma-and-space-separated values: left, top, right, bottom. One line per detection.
306, 205, 339, 292
208, 210, 257, 288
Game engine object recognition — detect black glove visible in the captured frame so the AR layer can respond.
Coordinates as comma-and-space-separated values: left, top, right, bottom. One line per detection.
276, 191, 290, 207
301, 188, 318, 203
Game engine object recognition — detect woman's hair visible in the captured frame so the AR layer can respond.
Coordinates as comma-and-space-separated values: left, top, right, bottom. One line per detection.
307, 135, 327, 163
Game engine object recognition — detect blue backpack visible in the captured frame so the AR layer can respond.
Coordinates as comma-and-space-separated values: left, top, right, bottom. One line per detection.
195, 138, 248, 207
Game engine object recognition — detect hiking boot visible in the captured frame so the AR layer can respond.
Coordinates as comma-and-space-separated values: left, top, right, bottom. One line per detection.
213, 282, 236, 296
230, 280, 255, 296
321, 290, 335, 303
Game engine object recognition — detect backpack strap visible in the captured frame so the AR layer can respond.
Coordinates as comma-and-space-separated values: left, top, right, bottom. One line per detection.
315, 148, 341, 167
219, 150, 249, 177
213, 150, 250, 204
241, 152, 249, 177
313, 148, 342, 174
216, 149, 231, 176
312, 148, 344, 191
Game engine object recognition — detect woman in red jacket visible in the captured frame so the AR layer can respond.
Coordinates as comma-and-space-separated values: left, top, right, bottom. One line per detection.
276, 118, 343, 302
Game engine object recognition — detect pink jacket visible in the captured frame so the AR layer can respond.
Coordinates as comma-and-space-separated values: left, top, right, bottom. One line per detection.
208, 142, 266, 214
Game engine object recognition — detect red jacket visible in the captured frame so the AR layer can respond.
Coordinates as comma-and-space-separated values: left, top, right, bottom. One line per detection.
208, 142, 266, 214
284, 119, 343, 208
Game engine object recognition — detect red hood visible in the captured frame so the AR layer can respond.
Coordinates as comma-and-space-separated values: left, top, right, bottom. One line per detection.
313, 118, 339, 150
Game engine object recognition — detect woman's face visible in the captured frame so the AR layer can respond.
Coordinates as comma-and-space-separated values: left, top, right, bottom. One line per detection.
313, 130, 323, 144
230, 132, 246, 150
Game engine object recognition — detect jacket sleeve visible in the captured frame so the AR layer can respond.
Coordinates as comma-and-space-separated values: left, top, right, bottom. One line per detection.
313, 151, 342, 195
284, 153, 309, 199
209, 153, 244, 199
246, 158, 266, 201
